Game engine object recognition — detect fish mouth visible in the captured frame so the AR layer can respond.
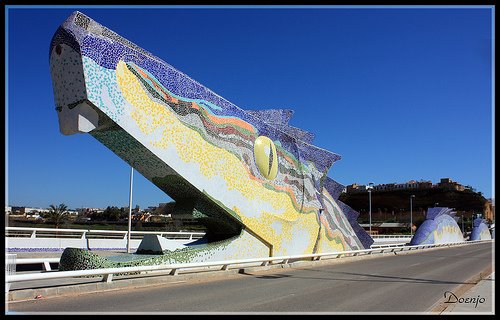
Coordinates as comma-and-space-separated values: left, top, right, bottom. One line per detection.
55, 98, 100, 135
50, 26, 99, 136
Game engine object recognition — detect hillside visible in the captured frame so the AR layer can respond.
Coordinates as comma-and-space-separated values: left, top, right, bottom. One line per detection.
339, 188, 488, 221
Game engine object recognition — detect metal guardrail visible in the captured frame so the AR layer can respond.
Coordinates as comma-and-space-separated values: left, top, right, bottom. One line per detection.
370, 243, 407, 249
6, 239, 492, 285
371, 235, 413, 239
14, 258, 61, 271
5, 254, 16, 293
5, 227, 205, 241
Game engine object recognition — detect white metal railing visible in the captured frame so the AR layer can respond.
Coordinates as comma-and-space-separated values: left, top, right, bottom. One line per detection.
5, 254, 16, 293
5, 227, 205, 240
370, 243, 407, 248
14, 258, 61, 271
6, 239, 492, 285
371, 235, 413, 239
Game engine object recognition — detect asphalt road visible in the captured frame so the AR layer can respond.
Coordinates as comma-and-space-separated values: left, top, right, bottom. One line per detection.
7, 242, 494, 314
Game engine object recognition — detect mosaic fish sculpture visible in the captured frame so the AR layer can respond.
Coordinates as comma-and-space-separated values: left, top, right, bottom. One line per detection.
409, 207, 464, 246
470, 217, 492, 241
50, 11, 373, 270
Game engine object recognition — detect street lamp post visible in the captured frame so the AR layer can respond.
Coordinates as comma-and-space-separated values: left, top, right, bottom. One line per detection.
471, 213, 475, 235
462, 214, 465, 235
127, 166, 134, 253
410, 195, 415, 235
367, 183, 374, 235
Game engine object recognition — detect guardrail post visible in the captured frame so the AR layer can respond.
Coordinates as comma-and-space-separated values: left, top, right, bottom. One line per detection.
170, 268, 179, 276
221, 264, 229, 271
5, 254, 16, 293
102, 274, 113, 283
81, 231, 86, 240
261, 261, 269, 266
42, 261, 52, 272
31, 230, 36, 239
282, 259, 289, 265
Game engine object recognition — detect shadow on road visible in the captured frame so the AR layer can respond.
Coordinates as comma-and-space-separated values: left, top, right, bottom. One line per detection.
332, 271, 475, 285
240, 268, 473, 285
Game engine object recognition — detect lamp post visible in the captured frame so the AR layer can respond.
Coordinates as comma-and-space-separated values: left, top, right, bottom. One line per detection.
127, 166, 134, 253
410, 195, 415, 235
471, 212, 475, 235
367, 183, 374, 235
461, 214, 465, 235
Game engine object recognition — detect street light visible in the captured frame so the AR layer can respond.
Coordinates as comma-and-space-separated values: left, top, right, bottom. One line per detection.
471, 212, 475, 236
410, 195, 415, 235
127, 166, 134, 253
367, 183, 374, 235
461, 214, 465, 235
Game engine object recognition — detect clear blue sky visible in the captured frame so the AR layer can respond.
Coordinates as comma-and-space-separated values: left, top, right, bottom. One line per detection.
6, 6, 494, 210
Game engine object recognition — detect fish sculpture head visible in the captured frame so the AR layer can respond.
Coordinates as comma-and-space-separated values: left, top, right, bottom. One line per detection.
50, 11, 373, 267
50, 20, 99, 136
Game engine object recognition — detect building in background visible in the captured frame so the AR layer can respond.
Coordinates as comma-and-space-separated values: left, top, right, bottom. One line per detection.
345, 178, 466, 194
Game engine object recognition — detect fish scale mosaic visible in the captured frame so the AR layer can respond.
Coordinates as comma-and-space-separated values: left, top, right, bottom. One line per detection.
49, 11, 374, 271
409, 207, 464, 245
470, 217, 492, 241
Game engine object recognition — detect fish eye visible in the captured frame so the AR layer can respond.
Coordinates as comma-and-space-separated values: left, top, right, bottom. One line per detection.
253, 136, 278, 180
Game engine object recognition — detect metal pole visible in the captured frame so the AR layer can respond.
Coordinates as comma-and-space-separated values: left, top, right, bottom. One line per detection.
127, 167, 134, 253
369, 189, 372, 235
410, 195, 414, 235
471, 213, 474, 236
410, 196, 412, 235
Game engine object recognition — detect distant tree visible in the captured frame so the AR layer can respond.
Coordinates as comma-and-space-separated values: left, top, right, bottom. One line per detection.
118, 207, 128, 220
43, 203, 69, 228
102, 206, 121, 221
134, 220, 143, 231
90, 209, 104, 221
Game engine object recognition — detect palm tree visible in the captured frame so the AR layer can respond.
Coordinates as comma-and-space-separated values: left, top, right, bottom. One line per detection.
44, 203, 69, 229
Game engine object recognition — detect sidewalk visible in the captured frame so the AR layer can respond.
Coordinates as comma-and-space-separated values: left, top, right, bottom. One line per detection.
441, 272, 495, 314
